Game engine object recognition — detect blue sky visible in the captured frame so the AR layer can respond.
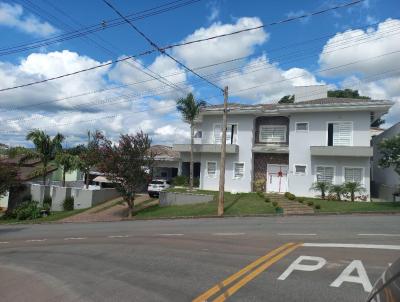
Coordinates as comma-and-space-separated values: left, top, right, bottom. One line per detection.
0, 0, 399, 146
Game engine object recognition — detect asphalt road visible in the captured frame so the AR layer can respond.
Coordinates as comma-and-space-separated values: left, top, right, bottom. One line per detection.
0, 215, 399, 302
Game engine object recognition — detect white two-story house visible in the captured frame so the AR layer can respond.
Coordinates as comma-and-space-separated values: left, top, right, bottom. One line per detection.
173, 87, 393, 198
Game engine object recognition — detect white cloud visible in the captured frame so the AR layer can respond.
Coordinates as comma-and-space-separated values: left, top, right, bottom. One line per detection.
154, 124, 190, 144
282, 68, 324, 87
286, 10, 310, 24
319, 18, 400, 77
173, 17, 268, 71
148, 99, 176, 114
207, 1, 220, 22
0, 2, 57, 37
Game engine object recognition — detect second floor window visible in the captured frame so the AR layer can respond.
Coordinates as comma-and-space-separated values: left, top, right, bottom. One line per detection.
327, 122, 352, 146
214, 124, 237, 144
259, 125, 286, 143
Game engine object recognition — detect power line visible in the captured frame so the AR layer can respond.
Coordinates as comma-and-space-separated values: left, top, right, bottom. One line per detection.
0, 0, 365, 93
0, 0, 202, 56
102, 0, 223, 92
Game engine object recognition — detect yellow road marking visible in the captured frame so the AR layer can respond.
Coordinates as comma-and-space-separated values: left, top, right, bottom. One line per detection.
192, 242, 296, 302
212, 243, 302, 302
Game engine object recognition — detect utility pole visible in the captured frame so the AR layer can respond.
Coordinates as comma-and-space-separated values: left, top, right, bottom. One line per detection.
218, 86, 228, 216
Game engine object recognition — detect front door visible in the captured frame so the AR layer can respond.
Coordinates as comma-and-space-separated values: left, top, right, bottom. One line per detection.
266, 164, 288, 193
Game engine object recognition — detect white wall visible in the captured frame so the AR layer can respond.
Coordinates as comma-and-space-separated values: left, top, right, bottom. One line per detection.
0, 191, 9, 209
198, 114, 254, 193
288, 111, 371, 197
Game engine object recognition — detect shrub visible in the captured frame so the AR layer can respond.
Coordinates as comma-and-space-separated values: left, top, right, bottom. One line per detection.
254, 179, 266, 192
297, 197, 305, 203
272, 201, 278, 207
315, 204, 321, 210
329, 184, 345, 201
193, 177, 200, 188
171, 175, 188, 186
284, 192, 290, 198
63, 196, 74, 211
310, 182, 330, 199
307, 201, 314, 206
256, 191, 264, 198
14, 201, 41, 220
264, 197, 271, 203
287, 193, 296, 200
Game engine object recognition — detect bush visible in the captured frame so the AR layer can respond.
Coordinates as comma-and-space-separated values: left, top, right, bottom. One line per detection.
14, 201, 41, 220
284, 192, 290, 198
307, 201, 314, 206
297, 197, 305, 203
63, 196, 74, 211
284, 192, 296, 200
171, 175, 188, 186
254, 179, 266, 192
193, 177, 200, 188
256, 191, 264, 198
264, 197, 271, 203
315, 204, 321, 210
272, 201, 278, 207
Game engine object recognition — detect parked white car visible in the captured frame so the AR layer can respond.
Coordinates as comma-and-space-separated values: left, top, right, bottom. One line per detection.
148, 179, 170, 197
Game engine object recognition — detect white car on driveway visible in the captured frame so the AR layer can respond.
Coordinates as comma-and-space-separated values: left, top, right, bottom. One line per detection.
147, 179, 170, 197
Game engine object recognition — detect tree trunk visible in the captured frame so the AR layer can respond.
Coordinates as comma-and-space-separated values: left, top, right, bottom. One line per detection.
42, 165, 47, 186
189, 123, 194, 191
85, 171, 89, 189
351, 191, 355, 202
127, 197, 134, 218
321, 189, 325, 200
62, 169, 66, 187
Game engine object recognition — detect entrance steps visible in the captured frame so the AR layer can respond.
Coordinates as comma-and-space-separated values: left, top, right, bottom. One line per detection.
266, 193, 314, 215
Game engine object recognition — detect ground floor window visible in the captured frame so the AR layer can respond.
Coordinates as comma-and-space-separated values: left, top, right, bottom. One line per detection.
233, 162, 245, 179
294, 164, 307, 175
344, 167, 363, 183
207, 161, 217, 178
316, 166, 335, 184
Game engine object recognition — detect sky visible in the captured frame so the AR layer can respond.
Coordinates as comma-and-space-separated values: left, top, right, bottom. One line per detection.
0, 0, 399, 147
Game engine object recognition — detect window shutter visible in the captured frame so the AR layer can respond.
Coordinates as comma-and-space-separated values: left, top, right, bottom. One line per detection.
296, 123, 308, 131
316, 166, 334, 184
333, 122, 352, 146
207, 162, 217, 177
234, 163, 244, 178
344, 168, 362, 183
214, 124, 221, 144
260, 126, 286, 143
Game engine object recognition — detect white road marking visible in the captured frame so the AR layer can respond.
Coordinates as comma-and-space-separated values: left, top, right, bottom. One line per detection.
278, 233, 317, 236
158, 234, 184, 236
358, 233, 400, 237
0, 242, 9, 244
303, 243, 400, 250
108, 235, 131, 238
64, 237, 87, 241
278, 256, 327, 280
330, 260, 372, 293
25, 239, 47, 242
212, 232, 246, 236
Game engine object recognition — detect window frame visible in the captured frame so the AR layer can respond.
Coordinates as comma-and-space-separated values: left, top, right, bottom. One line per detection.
293, 164, 307, 175
295, 122, 309, 132
206, 161, 217, 178
213, 123, 238, 144
259, 125, 287, 143
315, 165, 336, 184
326, 121, 353, 146
342, 166, 364, 184
232, 162, 245, 179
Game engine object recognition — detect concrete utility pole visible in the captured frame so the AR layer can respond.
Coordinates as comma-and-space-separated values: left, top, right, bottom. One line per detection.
218, 86, 228, 216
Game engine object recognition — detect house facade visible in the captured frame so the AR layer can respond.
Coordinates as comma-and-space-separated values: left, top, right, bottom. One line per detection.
174, 90, 393, 198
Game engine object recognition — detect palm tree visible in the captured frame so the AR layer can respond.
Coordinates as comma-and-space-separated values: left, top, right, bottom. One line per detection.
310, 182, 330, 199
344, 182, 366, 202
25, 130, 65, 185
329, 184, 345, 201
55, 152, 79, 187
176, 93, 206, 191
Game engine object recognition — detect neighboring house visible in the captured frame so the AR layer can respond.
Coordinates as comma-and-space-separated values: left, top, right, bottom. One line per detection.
371, 122, 400, 201
0, 156, 58, 210
150, 145, 181, 181
173, 86, 393, 198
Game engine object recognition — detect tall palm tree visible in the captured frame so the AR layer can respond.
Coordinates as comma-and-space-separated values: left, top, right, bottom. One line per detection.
25, 130, 65, 185
176, 93, 206, 191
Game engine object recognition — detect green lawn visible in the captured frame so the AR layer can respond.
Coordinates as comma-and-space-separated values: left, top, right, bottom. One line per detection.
303, 198, 400, 213
134, 191, 275, 219
0, 209, 86, 224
